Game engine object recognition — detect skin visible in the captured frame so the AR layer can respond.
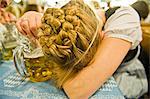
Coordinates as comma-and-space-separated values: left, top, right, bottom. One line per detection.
63, 38, 131, 99
16, 11, 42, 45
0, 8, 16, 23
16, 11, 131, 99
16, 11, 42, 38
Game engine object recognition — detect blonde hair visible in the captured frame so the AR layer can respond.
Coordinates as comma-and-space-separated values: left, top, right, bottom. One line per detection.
38, 0, 100, 88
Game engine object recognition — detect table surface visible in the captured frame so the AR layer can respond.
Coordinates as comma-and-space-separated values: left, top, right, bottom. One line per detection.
0, 61, 125, 99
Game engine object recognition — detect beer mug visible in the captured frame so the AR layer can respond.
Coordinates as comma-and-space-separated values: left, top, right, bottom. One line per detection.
13, 36, 52, 82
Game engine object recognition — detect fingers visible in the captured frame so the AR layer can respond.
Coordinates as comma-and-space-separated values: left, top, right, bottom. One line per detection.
34, 15, 42, 38
16, 19, 26, 35
0, 11, 16, 23
16, 17, 37, 40
29, 13, 42, 38
21, 19, 34, 38
36, 13, 42, 28
29, 15, 37, 37
2, 11, 10, 22
8, 12, 16, 22
16, 11, 43, 40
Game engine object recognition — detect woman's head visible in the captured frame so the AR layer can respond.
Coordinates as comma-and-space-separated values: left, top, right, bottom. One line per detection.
38, 0, 100, 87
131, 1, 149, 20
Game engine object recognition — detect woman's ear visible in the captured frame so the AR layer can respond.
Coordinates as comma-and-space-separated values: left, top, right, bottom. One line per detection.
99, 29, 104, 40
97, 9, 106, 24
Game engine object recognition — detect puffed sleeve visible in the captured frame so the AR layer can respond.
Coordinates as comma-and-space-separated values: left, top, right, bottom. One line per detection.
104, 7, 142, 49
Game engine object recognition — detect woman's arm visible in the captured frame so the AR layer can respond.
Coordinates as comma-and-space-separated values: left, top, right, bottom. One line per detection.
63, 37, 131, 99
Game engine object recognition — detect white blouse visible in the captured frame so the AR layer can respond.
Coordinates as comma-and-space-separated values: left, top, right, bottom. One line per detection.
104, 6, 143, 50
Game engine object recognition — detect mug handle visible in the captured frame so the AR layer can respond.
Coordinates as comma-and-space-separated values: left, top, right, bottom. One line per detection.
13, 50, 29, 78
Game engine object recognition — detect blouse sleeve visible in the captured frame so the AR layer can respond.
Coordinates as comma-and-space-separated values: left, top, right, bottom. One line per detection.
104, 7, 142, 50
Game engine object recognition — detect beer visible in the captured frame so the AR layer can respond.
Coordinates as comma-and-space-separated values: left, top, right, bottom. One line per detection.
24, 56, 52, 82
13, 42, 53, 82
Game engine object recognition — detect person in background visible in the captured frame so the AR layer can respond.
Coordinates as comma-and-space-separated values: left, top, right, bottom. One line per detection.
5, 0, 27, 19
0, 0, 16, 23
16, 0, 149, 98
0, 0, 12, 8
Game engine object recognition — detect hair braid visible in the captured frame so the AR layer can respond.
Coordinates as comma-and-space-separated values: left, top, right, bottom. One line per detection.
37, 0, 100, 88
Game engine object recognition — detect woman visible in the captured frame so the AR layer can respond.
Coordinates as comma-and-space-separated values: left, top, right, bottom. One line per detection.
104, 1, 149, 98
16, 0, 149, 98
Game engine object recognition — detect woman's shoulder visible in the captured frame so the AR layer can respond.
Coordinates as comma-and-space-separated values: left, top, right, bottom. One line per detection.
117, 6, 139, 17
104, 6, 140, 30
103, 6, 142, 50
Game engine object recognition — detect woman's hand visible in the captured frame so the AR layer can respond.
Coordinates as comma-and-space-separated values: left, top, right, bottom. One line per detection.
16, 11, 43, 40
0, 9, 16, 23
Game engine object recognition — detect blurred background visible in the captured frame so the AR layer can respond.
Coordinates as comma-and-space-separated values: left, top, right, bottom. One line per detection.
5, 0, 150, 18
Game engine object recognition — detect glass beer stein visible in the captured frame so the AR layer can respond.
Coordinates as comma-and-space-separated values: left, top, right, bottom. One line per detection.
13, 38, 52, 82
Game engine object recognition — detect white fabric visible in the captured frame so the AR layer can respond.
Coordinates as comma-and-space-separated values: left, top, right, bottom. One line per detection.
104, 6, 142, 49
0, 23, 7, 43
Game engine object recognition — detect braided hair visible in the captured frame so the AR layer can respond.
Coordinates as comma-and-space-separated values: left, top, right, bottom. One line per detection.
37, 0, 100, 88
